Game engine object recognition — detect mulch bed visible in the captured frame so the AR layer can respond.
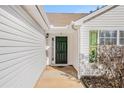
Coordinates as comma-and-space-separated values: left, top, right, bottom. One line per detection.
81, 76, 123, 88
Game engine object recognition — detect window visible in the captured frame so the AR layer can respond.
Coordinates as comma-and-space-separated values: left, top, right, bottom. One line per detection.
119, 31, 124, 45
99, 31, 117, 45
89, 31, 98, 62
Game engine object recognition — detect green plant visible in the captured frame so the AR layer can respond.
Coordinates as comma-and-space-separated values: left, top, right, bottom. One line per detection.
89, 50, 97, 63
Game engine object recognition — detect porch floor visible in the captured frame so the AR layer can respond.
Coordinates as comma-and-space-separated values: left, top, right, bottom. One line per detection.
35, 66, 84, 88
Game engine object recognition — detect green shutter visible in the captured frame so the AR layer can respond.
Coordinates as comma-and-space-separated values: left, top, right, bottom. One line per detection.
89, 31, 98, 63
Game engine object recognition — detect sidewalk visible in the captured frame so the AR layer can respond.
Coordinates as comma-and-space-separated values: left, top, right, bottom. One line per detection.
35, 66, 84, 88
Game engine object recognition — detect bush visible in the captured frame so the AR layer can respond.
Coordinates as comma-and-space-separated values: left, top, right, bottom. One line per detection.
89, 50, 97, 63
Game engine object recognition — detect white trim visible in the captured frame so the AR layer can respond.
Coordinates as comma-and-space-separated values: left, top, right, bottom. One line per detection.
97, 30, 100, 45
22, 5, 49, 31
77, 29, 81, 79
117, 30, 120, 46
37, 5, 50, 27
50, 25, 69, 28
47, 27, 74, 33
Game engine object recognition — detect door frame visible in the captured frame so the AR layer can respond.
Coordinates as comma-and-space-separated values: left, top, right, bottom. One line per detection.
51, 36, 68, 66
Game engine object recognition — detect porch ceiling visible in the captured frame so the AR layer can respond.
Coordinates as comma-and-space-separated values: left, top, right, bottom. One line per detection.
46, 13, 88, 27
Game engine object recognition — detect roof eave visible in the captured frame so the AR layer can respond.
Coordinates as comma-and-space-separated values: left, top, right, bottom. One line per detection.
75, 5, 119, 25
22, 5, 50, 31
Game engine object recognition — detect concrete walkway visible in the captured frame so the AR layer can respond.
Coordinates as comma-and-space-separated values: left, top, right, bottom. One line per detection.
35, 66, 84, 88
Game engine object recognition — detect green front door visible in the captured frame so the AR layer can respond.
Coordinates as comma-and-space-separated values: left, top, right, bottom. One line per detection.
55, 37, 67, 64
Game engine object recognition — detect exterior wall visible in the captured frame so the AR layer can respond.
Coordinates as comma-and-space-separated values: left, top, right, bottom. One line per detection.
80, 6, 124, 63
84, 6, 124, 27
80, 27, 89, 63
70, 30, 79, 72
0, 6, 47, 87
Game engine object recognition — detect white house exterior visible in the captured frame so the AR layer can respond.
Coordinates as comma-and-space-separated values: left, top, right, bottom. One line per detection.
0, 5, 124, 87
0, 5, 49, 87
76, 5, 124, 63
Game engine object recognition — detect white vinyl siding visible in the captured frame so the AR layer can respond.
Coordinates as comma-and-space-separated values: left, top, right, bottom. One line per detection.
0, 6, 46, 87
80, 6, 124, 63
80, 27, 89, 63
84, 6, 124, 27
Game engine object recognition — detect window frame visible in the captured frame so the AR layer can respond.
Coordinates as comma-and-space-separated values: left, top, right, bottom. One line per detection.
99, 30, 117, 45
119, 30, 124, 46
